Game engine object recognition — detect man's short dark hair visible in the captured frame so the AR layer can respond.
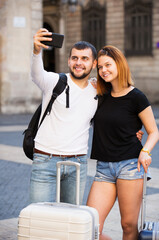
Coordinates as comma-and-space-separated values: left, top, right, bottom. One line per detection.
69, 41, 97, 60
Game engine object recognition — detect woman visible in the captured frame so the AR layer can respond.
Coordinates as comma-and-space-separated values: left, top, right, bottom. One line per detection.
87, 46, 159, 240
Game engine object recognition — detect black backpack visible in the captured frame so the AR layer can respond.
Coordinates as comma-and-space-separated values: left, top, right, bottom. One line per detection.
23, 73, 68, 160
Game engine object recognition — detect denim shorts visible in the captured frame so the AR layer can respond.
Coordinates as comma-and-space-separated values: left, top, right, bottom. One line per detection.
94, 158, 151, 183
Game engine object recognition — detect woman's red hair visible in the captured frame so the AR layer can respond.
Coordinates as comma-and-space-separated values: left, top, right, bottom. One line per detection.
97, 45, 134, 95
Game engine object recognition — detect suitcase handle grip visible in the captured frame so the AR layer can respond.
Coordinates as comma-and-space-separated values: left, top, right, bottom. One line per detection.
56, 161, 80, 205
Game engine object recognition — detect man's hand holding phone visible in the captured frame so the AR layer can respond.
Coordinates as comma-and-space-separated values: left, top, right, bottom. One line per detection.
33, 28, 64, 55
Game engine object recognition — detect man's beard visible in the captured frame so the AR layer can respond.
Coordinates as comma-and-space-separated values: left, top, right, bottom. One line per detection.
69, 68, 92, 80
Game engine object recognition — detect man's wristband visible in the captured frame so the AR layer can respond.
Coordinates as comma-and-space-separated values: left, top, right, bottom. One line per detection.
141, 148, 151, 156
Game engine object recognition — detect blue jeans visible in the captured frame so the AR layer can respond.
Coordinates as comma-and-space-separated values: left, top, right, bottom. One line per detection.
29, 153, 88, 204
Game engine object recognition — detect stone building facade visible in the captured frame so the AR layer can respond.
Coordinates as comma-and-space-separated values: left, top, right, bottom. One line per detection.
0, 0, 158, 114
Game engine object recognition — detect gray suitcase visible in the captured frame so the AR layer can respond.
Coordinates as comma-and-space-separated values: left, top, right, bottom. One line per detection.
18, 161, 99, 240
138, 172, 159, 240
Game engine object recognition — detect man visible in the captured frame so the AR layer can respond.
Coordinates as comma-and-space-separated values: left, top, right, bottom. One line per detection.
30, 28, 143, 204
30, 28, 98, 204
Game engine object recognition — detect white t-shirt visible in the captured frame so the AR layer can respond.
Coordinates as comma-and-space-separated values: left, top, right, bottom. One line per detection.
31, 53, 98, 155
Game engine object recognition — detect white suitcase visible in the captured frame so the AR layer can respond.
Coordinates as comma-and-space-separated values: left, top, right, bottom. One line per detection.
18, 161, 99, 240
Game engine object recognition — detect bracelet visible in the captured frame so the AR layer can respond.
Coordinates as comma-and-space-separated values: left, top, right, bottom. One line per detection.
141, 148, 151, 156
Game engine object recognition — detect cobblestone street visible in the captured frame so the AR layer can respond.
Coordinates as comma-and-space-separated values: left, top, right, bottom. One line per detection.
0, 105, 159, 239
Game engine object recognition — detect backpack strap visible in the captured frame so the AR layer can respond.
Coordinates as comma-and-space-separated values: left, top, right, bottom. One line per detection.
39, 73, 68, 127
47, 73, 68, 114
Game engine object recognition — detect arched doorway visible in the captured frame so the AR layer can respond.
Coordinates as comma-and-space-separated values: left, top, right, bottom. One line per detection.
43, 22, 56, 72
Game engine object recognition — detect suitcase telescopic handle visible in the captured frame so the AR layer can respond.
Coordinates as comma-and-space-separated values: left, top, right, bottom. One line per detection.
141, 172, 147, 230
56, 161, 80, 205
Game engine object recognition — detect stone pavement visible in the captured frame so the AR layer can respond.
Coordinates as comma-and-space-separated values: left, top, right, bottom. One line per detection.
0, 105, 159, 240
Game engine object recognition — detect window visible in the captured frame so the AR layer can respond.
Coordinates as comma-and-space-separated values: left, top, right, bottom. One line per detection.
82, 0, 106, 51
43, 0, 58, 7
125, 0, 152, 56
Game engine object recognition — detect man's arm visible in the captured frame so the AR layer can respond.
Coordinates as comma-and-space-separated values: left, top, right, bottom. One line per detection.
136, 130, 144, 142
31, 28, 59, 91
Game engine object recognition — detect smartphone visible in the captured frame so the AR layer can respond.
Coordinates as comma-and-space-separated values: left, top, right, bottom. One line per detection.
42, 33, 64, 48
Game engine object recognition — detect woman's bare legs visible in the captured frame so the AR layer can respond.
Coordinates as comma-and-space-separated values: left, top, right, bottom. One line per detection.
117, 179, 143, 240
87, 181, 117, 240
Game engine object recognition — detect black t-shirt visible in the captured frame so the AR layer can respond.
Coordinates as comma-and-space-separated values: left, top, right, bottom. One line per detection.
91, 88, 150, 162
